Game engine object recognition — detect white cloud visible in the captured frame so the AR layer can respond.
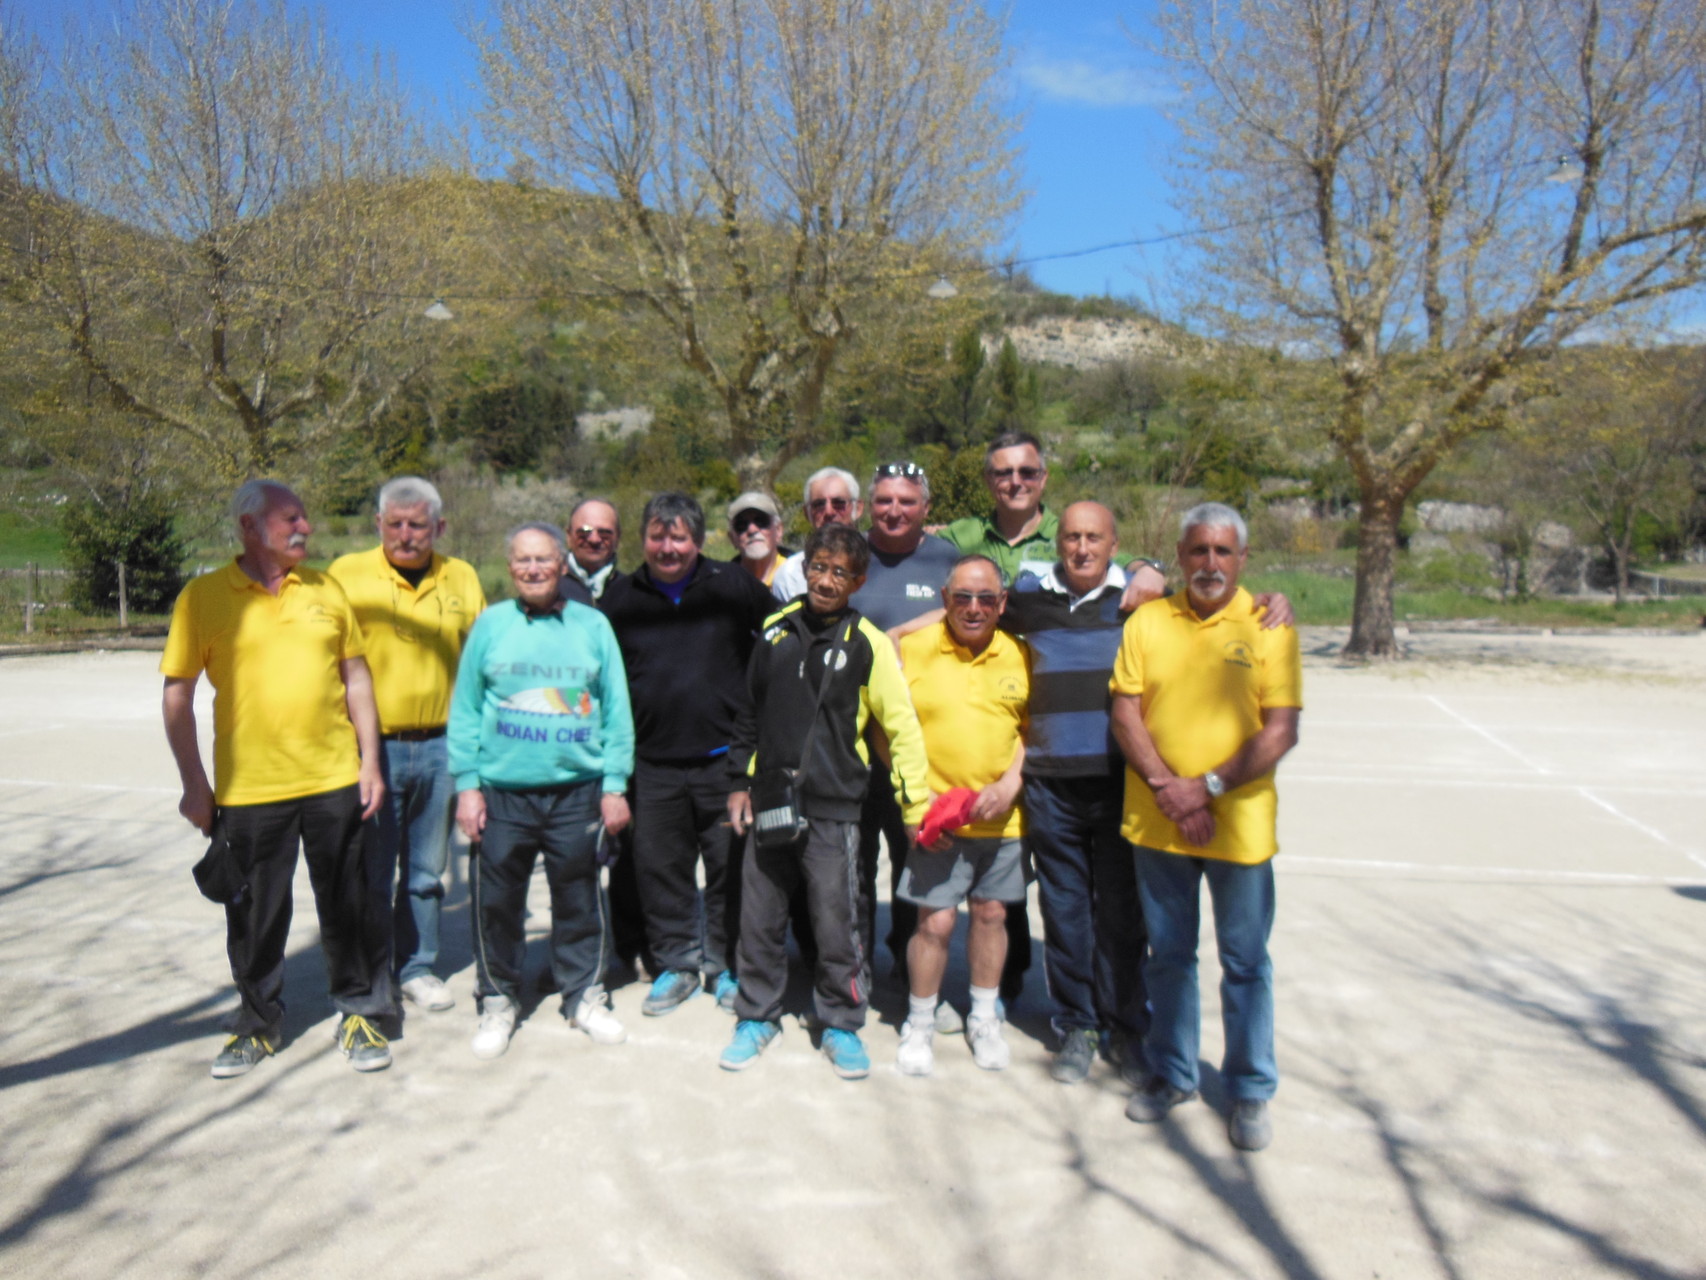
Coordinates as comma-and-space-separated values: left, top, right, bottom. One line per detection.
1017, 55, 1176, 108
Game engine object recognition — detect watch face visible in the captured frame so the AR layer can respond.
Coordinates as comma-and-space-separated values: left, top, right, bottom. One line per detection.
1205, 772, 1225, 797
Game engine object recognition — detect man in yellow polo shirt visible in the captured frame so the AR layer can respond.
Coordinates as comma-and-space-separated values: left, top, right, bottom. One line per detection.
1110, 501, 1302, 1152
162, 480, 393, 1079
894, 555, 1028, 1077
330, 477, 486, 1015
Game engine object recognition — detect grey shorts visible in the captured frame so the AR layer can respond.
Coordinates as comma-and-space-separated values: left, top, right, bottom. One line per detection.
897, 835, 1027, 909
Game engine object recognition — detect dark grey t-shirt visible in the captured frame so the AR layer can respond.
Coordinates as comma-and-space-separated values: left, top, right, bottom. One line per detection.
849, 534, 962, 631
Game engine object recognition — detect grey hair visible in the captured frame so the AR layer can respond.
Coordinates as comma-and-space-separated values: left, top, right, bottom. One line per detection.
1179, 502, 1248, 550
231, 479, 296, 537
945, 552, 1008, 590
505, 522, 569, 562
803, 466, 860, 507
377, 475, 443, 521
641, 491, 706, 545
870, 461, 931, 502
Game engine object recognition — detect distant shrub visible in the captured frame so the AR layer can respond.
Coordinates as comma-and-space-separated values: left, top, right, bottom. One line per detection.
61, 489, 185, 614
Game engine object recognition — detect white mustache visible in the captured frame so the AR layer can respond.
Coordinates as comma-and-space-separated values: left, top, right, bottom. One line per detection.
287, 534, 308, 548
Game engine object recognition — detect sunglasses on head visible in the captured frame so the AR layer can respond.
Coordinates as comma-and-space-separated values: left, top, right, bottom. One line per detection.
732, 511, 773, 534
987, 466, 1044, 482
874, 461, 926, 482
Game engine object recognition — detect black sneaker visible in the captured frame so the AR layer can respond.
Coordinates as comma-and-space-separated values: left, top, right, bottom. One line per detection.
337, 1014, 393, 1073
211, 1032, 277, 1079
1050, 1028, 1098, 1085
1101, 1029, 1148, 1090
1228, 1099, 1273, 1151
1125, 1075, 1198, 1124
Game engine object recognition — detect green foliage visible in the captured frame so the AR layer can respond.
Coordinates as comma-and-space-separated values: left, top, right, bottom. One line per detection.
913, 443, 987, 524
60, 488, 185, 614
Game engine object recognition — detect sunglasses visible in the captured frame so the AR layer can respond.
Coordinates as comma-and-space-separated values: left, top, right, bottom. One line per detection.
573, 525, 615, 541
807, 497, 853, 513
947, 591, 1001, 608
732, 512, 773, 534
987, 466, 1044, 482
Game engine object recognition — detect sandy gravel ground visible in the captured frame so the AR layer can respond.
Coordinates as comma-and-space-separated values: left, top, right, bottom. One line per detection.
0, 630, 1702, 1279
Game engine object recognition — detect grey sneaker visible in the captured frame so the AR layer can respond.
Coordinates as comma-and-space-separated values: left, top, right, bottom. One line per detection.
641, 969, 701, 1016
400, 974, 455, 1012
1050, 1028, 1098, 1084
337, 1015, 392, 1072
1101, 1029, 1148, 1090
1228, 1099, 1273, 1151
211, 1031, 277, 1079
471, 996, 518, 1060
934, 1000, 965, 1036
1126, 1075, 1198, 1124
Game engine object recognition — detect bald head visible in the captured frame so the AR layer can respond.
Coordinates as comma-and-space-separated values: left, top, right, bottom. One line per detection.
1057, 501, 1119, 596
567, 498, 620, 572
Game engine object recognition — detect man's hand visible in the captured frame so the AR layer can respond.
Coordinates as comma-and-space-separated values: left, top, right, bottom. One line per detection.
726, 789, 752, 837
969, 774, 1021, 825
1252, 591, 1294, 629
357, 757, 385, 821
456, 789, 487, 843
1177, 809, 1216, 847
601, 792, 631, 836
179, 777, 215, 836
1149, 773, 1210, 823
1119, 562, 1167, 611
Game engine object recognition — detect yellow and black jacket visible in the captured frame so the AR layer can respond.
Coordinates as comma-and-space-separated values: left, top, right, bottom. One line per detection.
734, 601, 930, 826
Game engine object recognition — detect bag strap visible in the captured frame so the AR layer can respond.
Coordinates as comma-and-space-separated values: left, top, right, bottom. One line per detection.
791, 615, 852, 785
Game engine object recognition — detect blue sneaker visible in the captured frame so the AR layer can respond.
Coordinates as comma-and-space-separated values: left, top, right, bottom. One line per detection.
719, 1019, 780, 1071
821, 1027, 870, 1080
642, 969, 701, 1017
713, 969, 739, 1013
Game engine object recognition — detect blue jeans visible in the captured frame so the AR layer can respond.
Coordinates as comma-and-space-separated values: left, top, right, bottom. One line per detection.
1134, 846, 1277, 1101
1027, 774, 1147, 1042
369, 735, 455, 984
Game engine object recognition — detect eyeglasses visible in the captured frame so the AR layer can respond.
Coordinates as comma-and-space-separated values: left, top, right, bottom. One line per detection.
806, 561, 857, 584
732, 512, 773, 534
572, 525, 615, 542
987, 466, 1044, 482
947, 591, 1001, 608
807, 497, 853, 514
874, 461, 926, 482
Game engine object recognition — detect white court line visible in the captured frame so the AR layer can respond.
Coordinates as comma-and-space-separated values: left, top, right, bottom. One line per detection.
1283, 855, 1706, 887
1575, 788, 1706, 874
0, 723, 66, 739
0, 776, 178, 796
1426, 695, 1552, 773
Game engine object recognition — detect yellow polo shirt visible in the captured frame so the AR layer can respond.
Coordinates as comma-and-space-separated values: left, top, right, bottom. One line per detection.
161, 562, 366, 806
1109, 587, 1302, 864
328, 546, 485, 733
898, 621, 1028, 838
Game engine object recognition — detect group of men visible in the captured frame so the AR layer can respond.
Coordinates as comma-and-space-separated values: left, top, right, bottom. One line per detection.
161, 431, 1302, 1152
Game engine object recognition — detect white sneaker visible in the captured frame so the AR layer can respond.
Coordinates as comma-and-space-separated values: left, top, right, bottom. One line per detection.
934, 1000, 965, 1036
896, 1018, 935, 1077
471, 997, 517, 1060
967, 1015, 1011, 1071
400, 974, 455, 1012
572, 989, 627, 1045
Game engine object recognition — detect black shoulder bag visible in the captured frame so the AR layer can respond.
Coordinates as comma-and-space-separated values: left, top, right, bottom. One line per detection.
750, 622, 847, 850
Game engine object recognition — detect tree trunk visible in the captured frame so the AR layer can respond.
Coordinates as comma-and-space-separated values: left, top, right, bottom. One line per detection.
1344, 485, 1404, 658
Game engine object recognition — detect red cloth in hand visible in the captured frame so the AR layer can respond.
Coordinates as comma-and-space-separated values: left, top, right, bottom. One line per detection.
918, 787, 979, 847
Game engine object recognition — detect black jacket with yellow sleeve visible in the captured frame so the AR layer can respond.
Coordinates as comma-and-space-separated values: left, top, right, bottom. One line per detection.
733, 601, 930, 825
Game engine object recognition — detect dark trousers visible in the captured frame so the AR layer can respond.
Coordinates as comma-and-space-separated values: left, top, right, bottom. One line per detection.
1027, 773, 1148, 1041
472, 781, 608, 1013
222, 784, 388, 1037
860, 761, 914, 969
604, 819, 653, 972
734, 818, 869, 1031
632, 757, 739, 976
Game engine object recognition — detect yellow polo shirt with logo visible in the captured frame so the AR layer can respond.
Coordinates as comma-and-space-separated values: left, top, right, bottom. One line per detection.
898, 621, 1028, 838
1109, 587, 1302, 864
328, 547, 485, 733
161, 562, 366, 806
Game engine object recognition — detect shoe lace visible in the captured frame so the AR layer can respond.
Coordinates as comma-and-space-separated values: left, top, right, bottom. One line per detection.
340, 1015, 385, 1052
226, 1032, 274, 1057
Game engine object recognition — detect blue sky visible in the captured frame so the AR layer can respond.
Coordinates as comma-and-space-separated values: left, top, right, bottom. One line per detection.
14, 0, 1180, 300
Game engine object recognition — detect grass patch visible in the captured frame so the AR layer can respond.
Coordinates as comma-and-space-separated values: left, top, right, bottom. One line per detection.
0, 510, 66, 569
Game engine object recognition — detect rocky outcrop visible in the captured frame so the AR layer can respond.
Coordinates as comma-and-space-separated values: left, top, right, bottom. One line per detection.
984, 317, 1182, 369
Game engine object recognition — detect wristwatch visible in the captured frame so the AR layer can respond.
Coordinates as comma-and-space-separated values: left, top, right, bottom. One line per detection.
1203, 770, 1225, 799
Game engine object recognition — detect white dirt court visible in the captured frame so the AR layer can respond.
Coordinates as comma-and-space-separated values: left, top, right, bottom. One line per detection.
0, 629, 1703, 1279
